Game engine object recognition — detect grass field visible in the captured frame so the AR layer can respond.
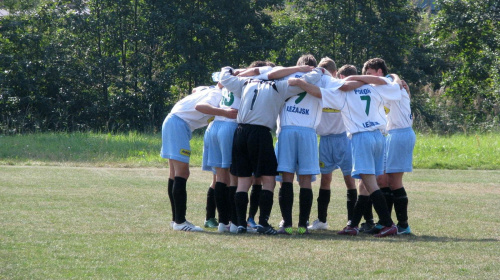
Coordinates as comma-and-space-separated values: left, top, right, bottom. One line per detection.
1, 166, 499, 279
0, 132, 499, 169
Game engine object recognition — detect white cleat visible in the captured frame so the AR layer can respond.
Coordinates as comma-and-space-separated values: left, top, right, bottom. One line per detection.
307, 219, 328, 231
173, 220, 204, 232
218, 223, 230, 233
229, 222, 238, 233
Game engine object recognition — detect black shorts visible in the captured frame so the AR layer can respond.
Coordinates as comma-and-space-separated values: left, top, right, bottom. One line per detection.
230, 124, 278, 177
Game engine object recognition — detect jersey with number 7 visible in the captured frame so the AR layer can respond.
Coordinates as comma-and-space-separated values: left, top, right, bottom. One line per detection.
321, 77, 401, 137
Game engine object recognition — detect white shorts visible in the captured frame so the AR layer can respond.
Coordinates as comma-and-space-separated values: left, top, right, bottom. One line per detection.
205, 121, 238, 169
276, 126, 320, 175
351, 130, 385, 179
319, 132, 353, 176
385, 127, 416, 173
161, 114, 192, 163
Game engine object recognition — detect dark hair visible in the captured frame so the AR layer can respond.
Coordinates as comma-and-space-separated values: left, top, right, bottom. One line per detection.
296, 54, 317, 67
249, 60, 271, 67
362, 58, 388, 76
337, 64, 358, 77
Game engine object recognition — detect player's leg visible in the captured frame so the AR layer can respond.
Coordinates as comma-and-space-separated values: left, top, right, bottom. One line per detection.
247, 176, 261, 228
344, 174, 357, 224
257, 175, 278, 234
297, 174, 313, 234
204, 173, 218, 228
377, 173, 393, 214
278, 172, 294, 231
233, 176, 252, 233
309, 172, 331, 231
389, 172, 410, 234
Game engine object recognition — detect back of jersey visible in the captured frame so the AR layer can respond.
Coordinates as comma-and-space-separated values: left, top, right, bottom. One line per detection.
237, 79, 285, 130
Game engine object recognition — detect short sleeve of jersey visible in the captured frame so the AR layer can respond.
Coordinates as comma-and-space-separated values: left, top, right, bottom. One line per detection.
197, 87, 222, 107
375, 77, 401, 102
321, 79, 346, 110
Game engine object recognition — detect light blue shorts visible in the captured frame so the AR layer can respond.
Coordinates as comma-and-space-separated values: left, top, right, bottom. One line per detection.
351, 130, 385, 179
319, 132, 353, 176
385, 127, 416, 173
161, 114, 192, 163
276, 126, 320, 175
202, 123, 215, 172
205, 121, 238, 169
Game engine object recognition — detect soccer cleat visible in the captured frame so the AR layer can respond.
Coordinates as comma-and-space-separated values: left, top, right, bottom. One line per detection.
279, 220, 285, 228
204, 218, 218, 228
277, 226, 293, 235
236, 226, 247, 234
364, 223, 383, 234
173, 221, 204, 232
247, 217, 258, 229
307, 219, 328, 231
337, 226, 359, 236
218, 223, 229, 233
229, 222, 238, 234
246, 227, 258, 234
359, 222, 376, 233
297, 226, 310, 235
170, 221, 175, 229
397, 224, 412, 235
256, 225, 278, 235
374, 224, 397, 237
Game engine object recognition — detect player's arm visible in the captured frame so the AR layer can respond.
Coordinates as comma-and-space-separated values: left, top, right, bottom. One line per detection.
288, 78, 322, 98
387, 73, 410, 96
236, 67, 259, 77
219, 67, 248, 98
339, 81, 365, 91
344, 75, 389, 85
195, 103, 238, 119
266, 65, 314, 80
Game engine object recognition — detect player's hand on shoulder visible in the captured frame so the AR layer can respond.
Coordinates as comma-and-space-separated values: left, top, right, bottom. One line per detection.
225, 108, 238, 119
288, 78, 302, 86
297, 65, 314, 72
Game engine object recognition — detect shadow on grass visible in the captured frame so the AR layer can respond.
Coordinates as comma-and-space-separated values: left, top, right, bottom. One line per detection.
199, 229, 499, 243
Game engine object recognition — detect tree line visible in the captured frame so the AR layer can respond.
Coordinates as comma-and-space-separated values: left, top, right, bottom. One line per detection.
0, 0, 498, 134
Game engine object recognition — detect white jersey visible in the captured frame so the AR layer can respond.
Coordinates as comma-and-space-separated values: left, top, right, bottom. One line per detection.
385, 88, 413, 130
321, 77, 401, 137
214, 67, 272, 123
277, 72, 343, 130
219, 67, 322, 130
170, 86, 222, 132
316, 107, 346, 136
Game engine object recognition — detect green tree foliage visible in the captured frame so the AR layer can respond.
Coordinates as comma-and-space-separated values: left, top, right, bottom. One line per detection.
0, 0, 278, 133
423, 0, 500, 132
0, 0, 498, 134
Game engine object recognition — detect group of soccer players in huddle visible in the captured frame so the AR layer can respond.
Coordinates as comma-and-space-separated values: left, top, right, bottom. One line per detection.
161, 55, 416, 237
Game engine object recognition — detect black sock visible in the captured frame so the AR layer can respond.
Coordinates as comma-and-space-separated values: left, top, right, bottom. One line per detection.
214, 182, 229, 224
206, 187, 216, 220
299, 188, 313, 227
173, 177, 187, 224
370, 189, 394, 227
227, 186, 237, 225
346, 189, 358, 222
167, 178, 175, 221
258, 190, 274, 227
234, 192, 249, 227
350, 195, 369, 227
317, 189, 330, 223
380, 187, 394, 215
393, 187, 409, 228
363, 197, 374, 224
248, 184, 262, 219
279, 182, 294, 227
